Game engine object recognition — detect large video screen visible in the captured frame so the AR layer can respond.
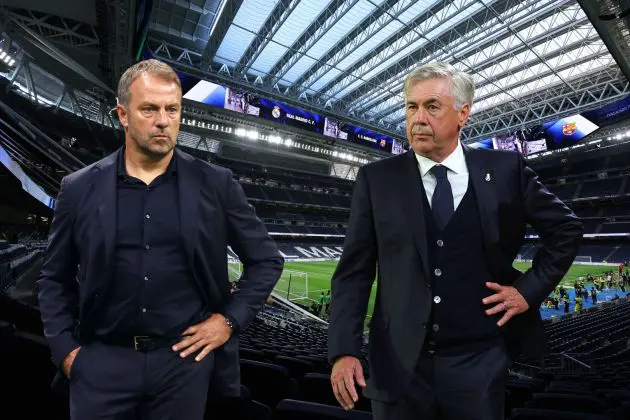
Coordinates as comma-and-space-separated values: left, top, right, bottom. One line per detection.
543, 114, 599, 149
582, 94, 630, 126
181, 75, 398, 154
492, 128, 548, 156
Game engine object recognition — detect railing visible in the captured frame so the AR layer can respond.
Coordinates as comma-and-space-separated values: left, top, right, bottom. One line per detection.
560, 352, 594, 374
510, 361, 542, 379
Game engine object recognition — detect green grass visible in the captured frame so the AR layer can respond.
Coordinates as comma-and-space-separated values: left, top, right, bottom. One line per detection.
275, 261, 616, 321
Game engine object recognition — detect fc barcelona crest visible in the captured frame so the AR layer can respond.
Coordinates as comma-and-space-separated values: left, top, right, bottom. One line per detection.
562, 121, 577, 136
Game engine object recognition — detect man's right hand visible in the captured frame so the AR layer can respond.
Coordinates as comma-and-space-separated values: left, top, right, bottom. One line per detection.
62, 347, 81, 378
330, 356, 366, 410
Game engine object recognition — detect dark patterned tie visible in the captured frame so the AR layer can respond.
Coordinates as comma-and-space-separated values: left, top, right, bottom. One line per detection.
430, 165, 454, 230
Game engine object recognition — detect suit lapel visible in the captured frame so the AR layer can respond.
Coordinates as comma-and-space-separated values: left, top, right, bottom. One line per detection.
95, 149, 120, 281
463, 146, 501, 279
401, 150, 431, 280
176, 149, 202, 268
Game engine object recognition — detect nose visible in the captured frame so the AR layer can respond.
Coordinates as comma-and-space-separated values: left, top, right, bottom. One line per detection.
411, 107, 429, 126
155, 109, 169, 128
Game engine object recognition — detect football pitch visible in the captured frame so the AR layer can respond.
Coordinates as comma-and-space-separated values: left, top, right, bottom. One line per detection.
275, 261, 616, 321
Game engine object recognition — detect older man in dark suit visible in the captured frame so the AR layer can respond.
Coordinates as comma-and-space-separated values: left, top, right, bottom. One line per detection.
38, 59, 284, 419
328, 62, 582, 419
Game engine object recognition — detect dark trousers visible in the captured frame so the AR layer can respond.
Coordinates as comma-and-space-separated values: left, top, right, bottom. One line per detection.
371, 341, 510, 420
69, 341, 214, 420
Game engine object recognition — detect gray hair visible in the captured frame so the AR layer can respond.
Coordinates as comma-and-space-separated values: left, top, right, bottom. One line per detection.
403, 62, 475, 110
117, 59, 181, 106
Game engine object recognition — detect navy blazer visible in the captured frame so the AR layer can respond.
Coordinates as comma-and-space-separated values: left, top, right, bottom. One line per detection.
38, 147, 284, 395
328, 147, 583, 403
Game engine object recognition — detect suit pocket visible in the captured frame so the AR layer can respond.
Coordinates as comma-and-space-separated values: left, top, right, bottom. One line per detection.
69, 347, 87, 383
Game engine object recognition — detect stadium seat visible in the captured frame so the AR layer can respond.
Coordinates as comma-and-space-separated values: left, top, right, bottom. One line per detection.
205, 396, 273, 420
273, 355, 314, 379
510, 408, 612, 419
240, 348, 268, 363
274, 399, 372, 420
297, 373, 372, 412
595, 389, 630, 408
526, 393, 607, 414
0, 294, 43, 335
239, 359, 299, 409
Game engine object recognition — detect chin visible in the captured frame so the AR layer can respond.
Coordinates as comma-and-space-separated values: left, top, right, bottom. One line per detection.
411, 142, 433, 155
144, 144, 173, 158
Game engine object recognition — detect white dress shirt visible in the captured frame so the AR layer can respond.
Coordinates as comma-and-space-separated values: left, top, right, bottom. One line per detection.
415, 142, 469, 211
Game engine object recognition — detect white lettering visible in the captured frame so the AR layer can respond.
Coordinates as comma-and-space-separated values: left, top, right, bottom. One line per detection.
295, 246, 330, 259
322, 247, 342, 258
279, 249, 299, 259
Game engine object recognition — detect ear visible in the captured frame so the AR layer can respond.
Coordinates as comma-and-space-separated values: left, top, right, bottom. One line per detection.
116, 103, 128, 129
458, 103, 471, 128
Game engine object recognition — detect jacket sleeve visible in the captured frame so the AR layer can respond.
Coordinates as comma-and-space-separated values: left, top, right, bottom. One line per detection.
37, 176, 81, 368
513, 155, 583, 307
223, 171, 284, 332
328, 167, 377, 364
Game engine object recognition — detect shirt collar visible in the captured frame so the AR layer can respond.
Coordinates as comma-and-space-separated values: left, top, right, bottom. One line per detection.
117, 145, 178, 179
414, 141, 467, 177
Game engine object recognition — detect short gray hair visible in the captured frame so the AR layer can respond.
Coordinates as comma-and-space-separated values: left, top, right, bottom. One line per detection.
403, 62, 475, 110
117, 59, 181, 106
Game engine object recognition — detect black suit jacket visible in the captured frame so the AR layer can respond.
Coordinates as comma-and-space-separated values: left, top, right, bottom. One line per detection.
328, 147, 583, 402
38, 147, 284, 395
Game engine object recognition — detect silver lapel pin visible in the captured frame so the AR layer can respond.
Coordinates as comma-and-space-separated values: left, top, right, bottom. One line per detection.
485, 172, 491, 182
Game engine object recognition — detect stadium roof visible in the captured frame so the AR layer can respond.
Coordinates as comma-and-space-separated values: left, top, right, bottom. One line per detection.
0, 0, 628, 145
145, 0, 630, 143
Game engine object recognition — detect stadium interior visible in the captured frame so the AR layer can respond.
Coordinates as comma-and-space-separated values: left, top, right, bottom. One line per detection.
2, 0, 630, 419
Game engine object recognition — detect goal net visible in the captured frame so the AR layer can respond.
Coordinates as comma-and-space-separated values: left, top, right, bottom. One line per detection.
574, 256, 592, 264
227, 256, 310, 303
274, 270, 309, 303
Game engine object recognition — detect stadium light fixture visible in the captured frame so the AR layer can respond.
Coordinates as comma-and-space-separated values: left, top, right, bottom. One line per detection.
246, 130, 258, 140
0, 52, 5, 60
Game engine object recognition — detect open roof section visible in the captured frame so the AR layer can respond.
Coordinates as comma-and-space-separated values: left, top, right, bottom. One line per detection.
146, 0, 630, 143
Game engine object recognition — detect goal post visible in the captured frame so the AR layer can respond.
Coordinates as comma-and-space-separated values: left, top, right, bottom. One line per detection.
574, 256, 593, 264
274, 270, 310, 303
228, 256, 311, 303
227, 256, 242, 283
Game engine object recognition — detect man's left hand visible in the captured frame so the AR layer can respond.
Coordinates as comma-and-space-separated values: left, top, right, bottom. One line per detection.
483, 282, 530, 327
172, 313, 232, 361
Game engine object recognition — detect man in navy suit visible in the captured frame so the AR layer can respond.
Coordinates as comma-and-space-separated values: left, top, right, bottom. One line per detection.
38, 59, 284, 419
328, 62, 582, 419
